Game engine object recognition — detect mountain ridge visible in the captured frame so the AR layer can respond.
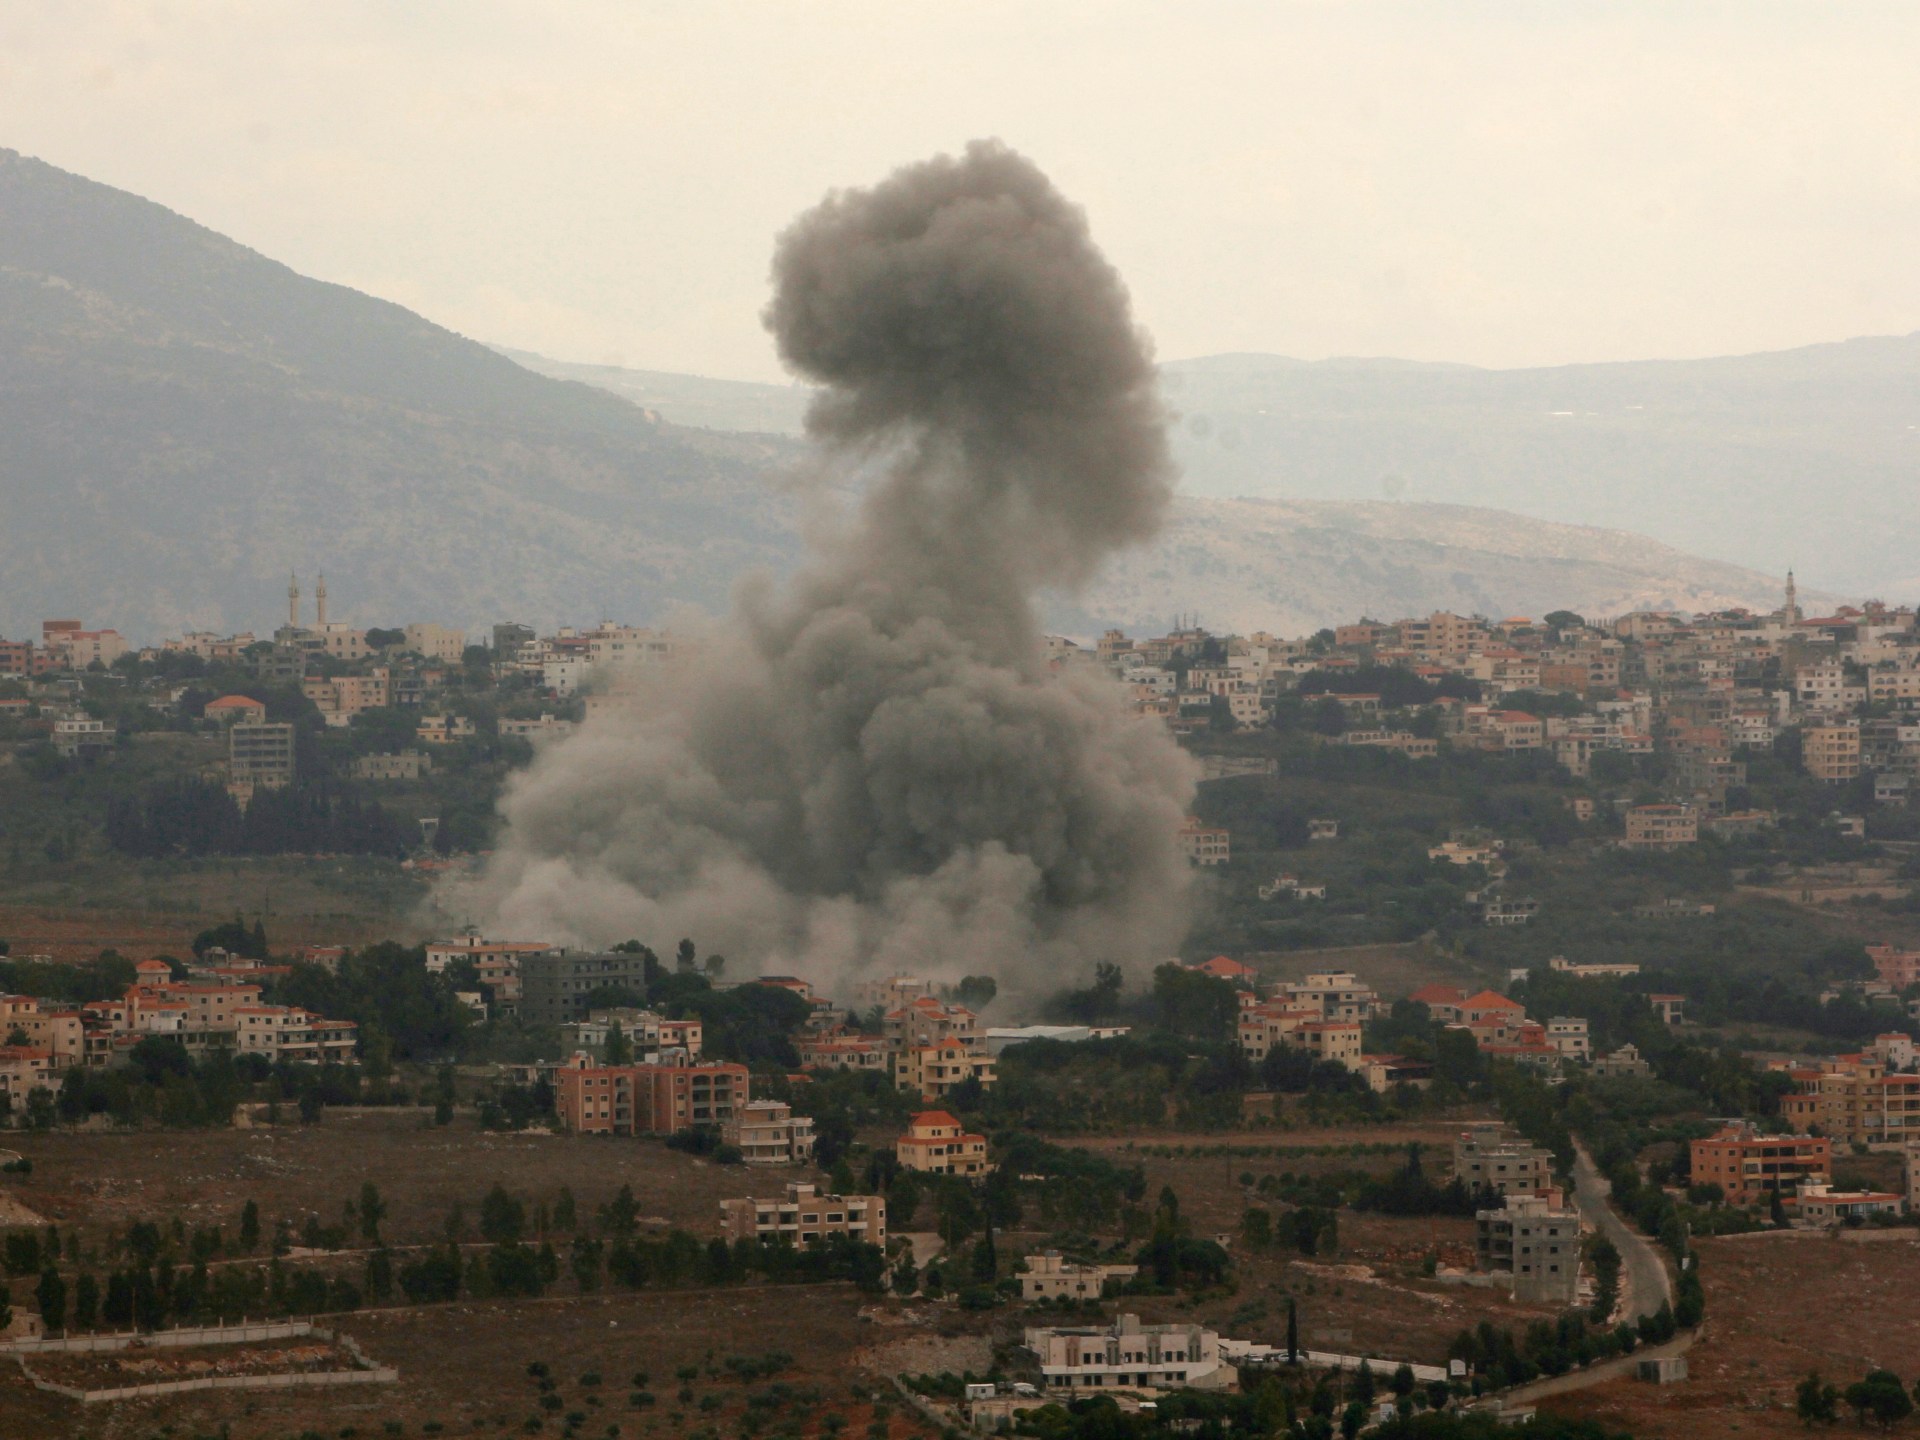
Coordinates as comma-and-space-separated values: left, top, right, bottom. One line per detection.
0, 147, 1852, 643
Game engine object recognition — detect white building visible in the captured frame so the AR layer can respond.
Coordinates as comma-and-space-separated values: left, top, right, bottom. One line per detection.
1019, 1251, 1139, 1301
1024, 1314, 1230, 1393
720, 1098, 817, 1165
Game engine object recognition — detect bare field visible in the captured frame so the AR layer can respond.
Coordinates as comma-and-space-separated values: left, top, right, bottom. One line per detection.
0, 884, 420, 962
1051, 1120, 1556, 1366
3, 1110, 839, 1248
1543, 1232, 1920, 1438
1244, 942, 1491, 997
0, 1285, 943, 1440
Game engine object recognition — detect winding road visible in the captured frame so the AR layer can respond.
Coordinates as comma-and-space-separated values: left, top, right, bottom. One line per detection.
1572, 1142, 1671, 1323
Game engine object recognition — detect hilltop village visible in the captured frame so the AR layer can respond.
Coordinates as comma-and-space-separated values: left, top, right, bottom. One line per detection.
6, 580, 1920, 1437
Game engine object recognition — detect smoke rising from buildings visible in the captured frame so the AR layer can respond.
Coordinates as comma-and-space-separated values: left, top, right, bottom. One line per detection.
465, 141, 1198, 992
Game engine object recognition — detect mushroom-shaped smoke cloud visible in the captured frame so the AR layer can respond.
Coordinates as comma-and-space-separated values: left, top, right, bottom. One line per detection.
460, 141, 1198, 994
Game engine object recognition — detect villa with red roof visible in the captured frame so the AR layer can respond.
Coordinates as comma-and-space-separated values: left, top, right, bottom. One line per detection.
1407, 983, 1468, 1022
203, 694, 268, 723
896, 1110, 992, 1176
1458, 990, 1525, 1026
1191, 955, 1258, 986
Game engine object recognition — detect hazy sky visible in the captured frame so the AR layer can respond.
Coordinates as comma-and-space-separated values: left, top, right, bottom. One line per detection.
4, 2, 1917, 384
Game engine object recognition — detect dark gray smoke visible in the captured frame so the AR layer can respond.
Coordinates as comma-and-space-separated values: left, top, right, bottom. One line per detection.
461, 142, 1197, 992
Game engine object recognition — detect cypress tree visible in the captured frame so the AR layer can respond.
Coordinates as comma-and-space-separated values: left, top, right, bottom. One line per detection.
36, 1268, 67, 1332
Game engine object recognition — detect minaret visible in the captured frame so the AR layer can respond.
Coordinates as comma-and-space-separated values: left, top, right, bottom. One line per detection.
316, 572, 328, 628
288, 572, 300, 628
1784, 570, 1800, 625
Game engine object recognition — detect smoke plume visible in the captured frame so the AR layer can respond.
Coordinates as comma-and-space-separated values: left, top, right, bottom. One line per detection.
464, 141, 1197, 994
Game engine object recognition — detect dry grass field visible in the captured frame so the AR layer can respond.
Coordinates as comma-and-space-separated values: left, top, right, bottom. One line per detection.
1542, 1231, 1920, 1438
1048, 1120, 1561, 1366
0, 1284, 944, 1439
2, 1110, 843, 1249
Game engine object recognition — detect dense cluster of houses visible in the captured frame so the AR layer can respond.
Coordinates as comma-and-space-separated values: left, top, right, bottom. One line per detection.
1074, 584, 1920, 841
0, 949, 357, 1106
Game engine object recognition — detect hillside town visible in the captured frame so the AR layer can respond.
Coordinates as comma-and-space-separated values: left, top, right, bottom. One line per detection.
9, 578, 1920, 1437
7, 574, 1915, 842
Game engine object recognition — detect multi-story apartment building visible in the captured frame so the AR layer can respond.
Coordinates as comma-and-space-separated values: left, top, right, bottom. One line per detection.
557, 1008, 701, 1063
896, 1038, 997, 1101
229, 718, 297, 788
1024, 1314, 1228, 1393
718, 1182, 885, 1249
1452, 1124, 1554, 1197
1866, 944, 1920, 991
1779, 1058, 1920, 1148
1690, 1122, 1830, 1206
1176, 816, 1231, 866
1623, 804, 1698, 849
884, 996, 982, 1052
301, 668, 389, 722
553, 1056, 749, 1135
1291, 1020, 1364, 1069
853, 975, 936, 1014
517, 950, 653, 1028
0, 994, 86, 1068
896, 1110, 992, 1176
1276, 972, 1380, 1023
1235, 1002, 1322, 1064
234, 1005, 358, 1063
1476, 1193, 1581, 1304
1546, 1017, 1590, 1061
797, 1034, 888, 1073
1803, 721, 1863, 783
1018, 1251, 1140, 1301
0, 1045, 55, 1102
426, 937, 563, 1011
721, 1099, 817, 1165
402, 623, 468, 663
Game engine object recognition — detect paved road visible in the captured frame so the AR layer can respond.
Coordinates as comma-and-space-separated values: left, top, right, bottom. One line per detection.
1572, 1142, 1671, 1323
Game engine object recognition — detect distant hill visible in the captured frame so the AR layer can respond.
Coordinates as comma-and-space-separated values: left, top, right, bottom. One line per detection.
0, 148, 797, 641
497, 348, 814, 437
1057, 496, 1814, 638
0, 148, 1845, 644
1157, 343, 1920, 597
505, 335, 1920, 599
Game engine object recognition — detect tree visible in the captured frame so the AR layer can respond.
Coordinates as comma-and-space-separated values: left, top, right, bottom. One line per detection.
553, 1186, 578, 1232
239, 1199, 261, 1253
102, 1271, 133, 1327
952, 976, 998, 1010
1796, 1370, 1838, 1426
1241, 1207, 1272, 1250
358, 1182, 387, 1243
1353, 1359, 1376, 1404
36, 1267, 66, 1332
0, 1283, 8, 1333
1286, 1296, 1299, 1362
1149, 963, 1239, 1040
600, 1184, 639, 1238
1843, 1370, 1911, 1429
971, 1232, 997, 1283
604, 1021, 633, 1067
703, 954, 727, 980
480, 1184, 525, 1245
72, 1271, 99, 1330
365, 1247, 393, 1304
676, 939, 697, 974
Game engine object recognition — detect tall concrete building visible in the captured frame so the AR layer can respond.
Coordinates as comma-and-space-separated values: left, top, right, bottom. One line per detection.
517, 950, 652, 1028
229, 718, 296, 789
